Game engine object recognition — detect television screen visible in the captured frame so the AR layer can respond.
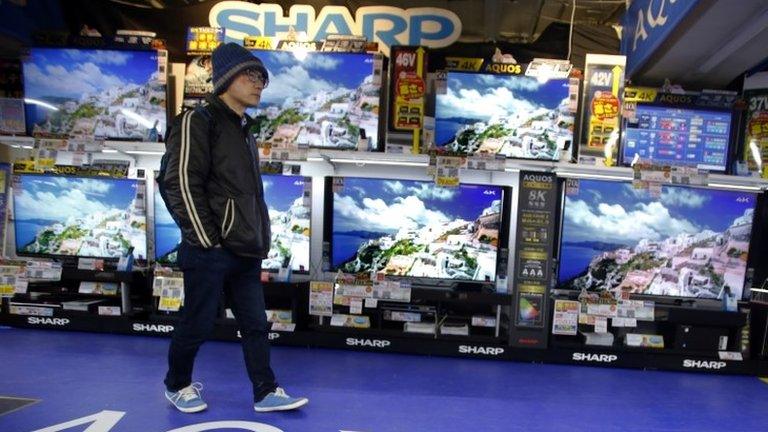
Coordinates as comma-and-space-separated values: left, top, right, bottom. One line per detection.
13, 174, 147, 259
331, 177, 504, 282
153, 174, 311, 272
435, 71, 574, 159
248, 49, 381, 150
622, 105, 731, 171
558, 179, 756, 299
23, 48, 167, 140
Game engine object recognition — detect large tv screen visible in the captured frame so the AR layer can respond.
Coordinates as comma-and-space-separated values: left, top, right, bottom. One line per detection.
435, 71, 574, 159
558, 179, 756, 299
249, 49, 381, 150
622, 105, 731, 171
154, 174, 311, 272
330, 177, 504, 282
13, 174, 147, 259
23, 48, 167, 140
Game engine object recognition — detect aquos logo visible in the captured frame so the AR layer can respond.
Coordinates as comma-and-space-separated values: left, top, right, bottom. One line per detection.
459, 345, 505, 356
27, 317, 70, 326
522, 173, 553, 183
658, 94, 694, 105
683, 360, 727, 370
208, 1, 462, 56
572, 353, 618, 363
346, 338, 391, 348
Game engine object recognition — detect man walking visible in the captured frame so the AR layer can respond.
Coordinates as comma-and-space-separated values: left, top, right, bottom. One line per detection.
161, 42, 308, 413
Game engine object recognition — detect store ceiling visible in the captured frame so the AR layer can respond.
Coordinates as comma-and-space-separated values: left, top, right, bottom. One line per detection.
106, 0, 625, 43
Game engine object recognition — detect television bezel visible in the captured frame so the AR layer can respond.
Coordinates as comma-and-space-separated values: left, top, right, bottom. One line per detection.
22, 46, 169, 142
434, 69, 576, 161
247, 48, 386, 152
619, 102, 737, 174
554, 177, 758, 301
150, 172, 313, 275
323, 175, 512, 287
13, 172, 148, 262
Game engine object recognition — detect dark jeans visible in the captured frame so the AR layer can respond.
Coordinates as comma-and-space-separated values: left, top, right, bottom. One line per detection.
164, 242, 277, 401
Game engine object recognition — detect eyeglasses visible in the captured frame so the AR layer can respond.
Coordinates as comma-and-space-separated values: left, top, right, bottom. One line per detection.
243, 69, 268, 88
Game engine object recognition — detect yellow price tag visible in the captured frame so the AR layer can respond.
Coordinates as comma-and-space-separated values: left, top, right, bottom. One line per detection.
159, 296, 182, 312
0, 284, 15, 296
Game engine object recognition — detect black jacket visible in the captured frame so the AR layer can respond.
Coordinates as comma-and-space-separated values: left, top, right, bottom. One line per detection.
163, 94, 271, 258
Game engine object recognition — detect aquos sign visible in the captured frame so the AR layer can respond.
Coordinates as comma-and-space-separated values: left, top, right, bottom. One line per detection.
208, 1, 462, 56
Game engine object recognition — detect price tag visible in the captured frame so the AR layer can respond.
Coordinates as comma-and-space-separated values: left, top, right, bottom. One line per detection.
0, 284, 15, 297
435, 156, 461, 187
158, 286, 183, 312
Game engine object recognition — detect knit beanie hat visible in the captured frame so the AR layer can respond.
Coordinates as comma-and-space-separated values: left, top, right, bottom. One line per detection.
211, 42, 269, 95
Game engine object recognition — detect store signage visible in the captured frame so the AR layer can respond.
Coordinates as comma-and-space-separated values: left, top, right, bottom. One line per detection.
621, 0, 701, 76
346, 337, 391, 348
132, 323, 174, 333
458, 345, 505, 356
572, 353, 618, 363
27, 317, 69, 326
578, 54, 625, 166
682, 360, 727, 370
208, 2, 462, 56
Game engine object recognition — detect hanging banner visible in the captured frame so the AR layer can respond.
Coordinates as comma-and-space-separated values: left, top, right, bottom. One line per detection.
578, 54, 625, 167
510, 171, 558, 349
743, 89, 768, 178
207, 2, 462, 56
621, 0, 702, 77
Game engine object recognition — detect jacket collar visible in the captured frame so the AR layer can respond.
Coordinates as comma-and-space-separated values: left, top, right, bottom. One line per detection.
205, 93, 256, 128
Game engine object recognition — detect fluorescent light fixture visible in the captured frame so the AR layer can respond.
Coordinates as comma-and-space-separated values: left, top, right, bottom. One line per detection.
329, 158, 428, 167
101, 149, 119, 153
125, 150, 164, 155
306, 157, 325, 162
504, 168, 521, 173
707, 182, 764, 192
120, 109, 155, 129
24, 98, 59, 111
21, 145, 34, 149
556, 170, 630, 181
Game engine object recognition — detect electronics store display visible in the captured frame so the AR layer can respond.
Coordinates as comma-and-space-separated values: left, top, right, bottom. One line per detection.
0, 25, 766, 378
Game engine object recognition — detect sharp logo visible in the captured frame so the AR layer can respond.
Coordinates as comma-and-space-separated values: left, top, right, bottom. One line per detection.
459, 345, 505, 356
572, 353, 618, 363
236, 331, 281, 340
683, 360, 727, 370
346, 338, 391, 348
27, 317, 70, 326
132, 323, 175, 333
209, 1, 462, 56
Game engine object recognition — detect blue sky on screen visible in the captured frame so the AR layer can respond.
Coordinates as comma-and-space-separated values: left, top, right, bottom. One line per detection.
24, 48, 158, 100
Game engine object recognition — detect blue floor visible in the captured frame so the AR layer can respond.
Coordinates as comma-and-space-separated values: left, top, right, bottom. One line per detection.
1, 327, 767, 432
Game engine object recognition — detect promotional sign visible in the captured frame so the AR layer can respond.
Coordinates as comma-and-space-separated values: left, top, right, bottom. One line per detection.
579, 54, 625, 166
510, 171, 558, 348
186, 27, 224, 55
208, 2, 462, 56
621, 0, 702, 76
390, 46, 427, 153
743, 89, 768, 178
